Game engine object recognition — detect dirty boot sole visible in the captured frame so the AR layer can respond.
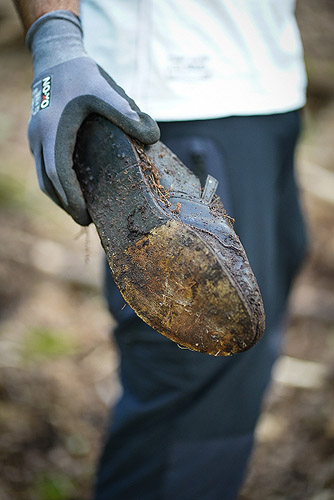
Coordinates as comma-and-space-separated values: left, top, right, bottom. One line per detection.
74, 115, 265, 356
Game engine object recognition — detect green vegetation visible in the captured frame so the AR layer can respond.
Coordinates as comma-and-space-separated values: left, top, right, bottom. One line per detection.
32, 473, 76, 500
0, 173, 26, 209
22, 326, 76, 362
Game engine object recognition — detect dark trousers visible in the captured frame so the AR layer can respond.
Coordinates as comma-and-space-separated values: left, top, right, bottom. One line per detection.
95, 112, 306, 500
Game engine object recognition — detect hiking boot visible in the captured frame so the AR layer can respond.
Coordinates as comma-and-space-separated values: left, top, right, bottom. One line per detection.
74, 114, 265, 356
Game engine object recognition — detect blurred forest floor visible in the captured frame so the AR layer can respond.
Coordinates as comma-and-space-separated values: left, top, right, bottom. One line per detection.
0, 1, 333, 499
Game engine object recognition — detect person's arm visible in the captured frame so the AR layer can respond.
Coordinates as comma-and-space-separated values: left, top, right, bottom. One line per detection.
12, 2, 160, 226
13, 0, 79, 32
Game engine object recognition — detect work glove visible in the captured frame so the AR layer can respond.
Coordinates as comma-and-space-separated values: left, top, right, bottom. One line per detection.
26, 10, 160, 225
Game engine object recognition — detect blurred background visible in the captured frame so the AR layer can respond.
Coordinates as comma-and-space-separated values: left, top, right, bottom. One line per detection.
0, 1, 333, 499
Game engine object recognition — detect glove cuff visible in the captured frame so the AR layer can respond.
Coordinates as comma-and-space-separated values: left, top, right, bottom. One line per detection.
26, 10, 87, 77
26, 10, 82, 49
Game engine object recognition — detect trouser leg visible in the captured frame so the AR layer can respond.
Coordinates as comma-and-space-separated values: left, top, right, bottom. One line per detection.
95, 112, 306, 500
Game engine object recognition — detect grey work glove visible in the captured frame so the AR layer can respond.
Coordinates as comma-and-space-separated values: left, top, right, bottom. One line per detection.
26, 10, 160, 225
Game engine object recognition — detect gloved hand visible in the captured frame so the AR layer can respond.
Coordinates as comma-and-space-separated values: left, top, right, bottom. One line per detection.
26, 10, 160, 225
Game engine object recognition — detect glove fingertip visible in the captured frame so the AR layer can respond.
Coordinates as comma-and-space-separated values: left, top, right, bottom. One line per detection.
134, 118, 161, 145
70, 205, 92, 226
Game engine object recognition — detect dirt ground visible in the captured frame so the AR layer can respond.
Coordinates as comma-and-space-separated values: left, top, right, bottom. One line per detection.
0, 1, 333, 499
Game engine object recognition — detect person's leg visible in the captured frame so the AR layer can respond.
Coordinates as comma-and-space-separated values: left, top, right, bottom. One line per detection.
95, 112, 306, 500
96, 317, 280, 500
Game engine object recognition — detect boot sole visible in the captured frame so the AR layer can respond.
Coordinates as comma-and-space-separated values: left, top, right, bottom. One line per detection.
74, 115, 265, 356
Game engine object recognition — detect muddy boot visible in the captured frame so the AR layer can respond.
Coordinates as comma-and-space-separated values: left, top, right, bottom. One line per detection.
74, 114, 265, 356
